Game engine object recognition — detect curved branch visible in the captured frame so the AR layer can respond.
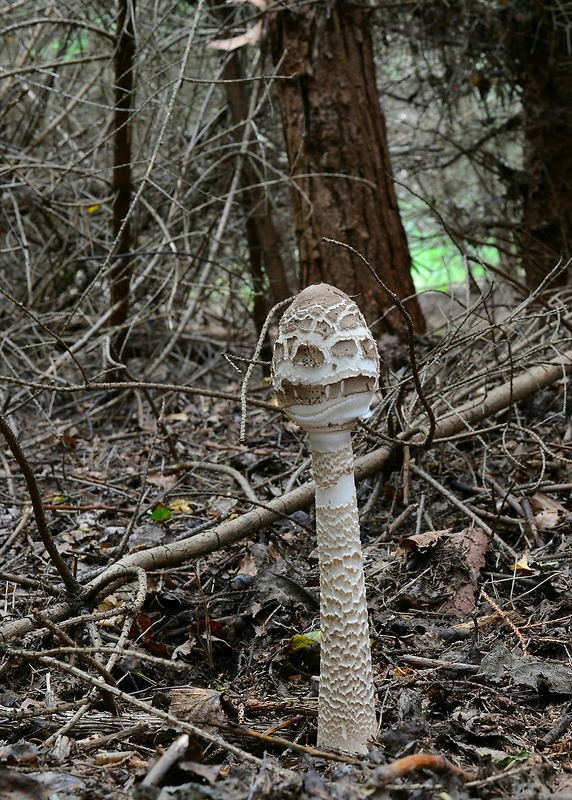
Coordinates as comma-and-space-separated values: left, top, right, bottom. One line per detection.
0, 412, 80, 595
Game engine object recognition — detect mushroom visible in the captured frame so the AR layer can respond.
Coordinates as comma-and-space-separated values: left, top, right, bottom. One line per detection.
272, 283, 379, 755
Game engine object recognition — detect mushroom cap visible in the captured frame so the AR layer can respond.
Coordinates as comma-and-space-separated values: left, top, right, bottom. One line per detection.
272, 283, 380, 431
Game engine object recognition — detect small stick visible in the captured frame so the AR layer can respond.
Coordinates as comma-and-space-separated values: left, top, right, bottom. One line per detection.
465, 505, 522, 527
141, 733, 190, 787
0, 411, 80, 594
415, 493, 425, 536
402, 445, 410, 506
167, 460, 259, 503
240, 296, 293, 444
77, 724, 150, 752
262, 715, 304, 736
537, 710, 572, 749
0, 507, 32, 557
386, 503, 418, 538
520, 495, 543, 547
41, 503, 135, 514
485, 475, 525, 520
481, 589, 528, 654
369, 753, 474, 787
398, 654, 479, 673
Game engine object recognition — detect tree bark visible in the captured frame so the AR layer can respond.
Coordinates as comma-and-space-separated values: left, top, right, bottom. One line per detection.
110, 0, 136, 351
216, 42, 292, 358
268, 1, 425, 335
510, 2, 572, 289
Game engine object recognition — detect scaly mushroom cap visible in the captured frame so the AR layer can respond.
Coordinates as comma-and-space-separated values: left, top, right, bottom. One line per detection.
272, 284, 380, 430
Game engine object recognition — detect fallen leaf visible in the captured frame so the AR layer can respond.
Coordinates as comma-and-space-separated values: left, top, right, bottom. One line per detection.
396, 529, 451, 557
169, 688, 227, 726
509, 549, 534, 576
530, 492, 567, 530
438, 528, 488, 616
290, 630, 321, 652
237, 554, 257, 577
168, 498, 196, 513
148, 503, 171, 521
481, 644, 572, 694
147, 472, 178, 489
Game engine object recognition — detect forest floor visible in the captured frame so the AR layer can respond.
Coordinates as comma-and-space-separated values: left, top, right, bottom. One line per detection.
1, 285, 572, 800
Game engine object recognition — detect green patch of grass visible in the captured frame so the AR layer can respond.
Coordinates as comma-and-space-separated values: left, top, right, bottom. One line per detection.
409, 235, 500, 292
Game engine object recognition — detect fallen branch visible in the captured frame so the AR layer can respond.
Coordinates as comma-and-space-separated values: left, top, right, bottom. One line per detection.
1, 348, 571, 644
368, 753, 474, 787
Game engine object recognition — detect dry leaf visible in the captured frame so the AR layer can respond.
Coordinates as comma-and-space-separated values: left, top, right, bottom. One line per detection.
169, 688, 227, 726
438, 527, 488, 616
168, 498, 196, 513
237, 554, 257, 577
529, 492, 567, 530
147, 472, 178, 489
509, 549, 534, 576
396, 529, 451, 557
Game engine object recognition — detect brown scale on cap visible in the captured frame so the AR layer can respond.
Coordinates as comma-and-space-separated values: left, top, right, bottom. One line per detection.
272, 284, 380, 412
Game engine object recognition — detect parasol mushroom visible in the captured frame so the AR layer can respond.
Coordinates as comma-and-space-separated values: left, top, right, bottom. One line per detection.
272, 283, 379, 755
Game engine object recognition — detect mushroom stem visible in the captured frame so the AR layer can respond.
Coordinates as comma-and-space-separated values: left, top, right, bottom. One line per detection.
308, 428, 377, 754
271, 282, 380, 755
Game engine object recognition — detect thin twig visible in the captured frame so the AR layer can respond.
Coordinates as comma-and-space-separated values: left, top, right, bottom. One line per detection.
240, 296, 293, 444
481, 588, 528, 653
0, 411, 80, 594
0, 377, 277, 412
167, 460, 259, 503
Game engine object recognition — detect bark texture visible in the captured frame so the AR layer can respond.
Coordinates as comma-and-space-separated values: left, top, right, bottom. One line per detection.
509, 2, 572, 288
110, 0, 136, 346
269, 1, 425, 335
218, 41, 292, 362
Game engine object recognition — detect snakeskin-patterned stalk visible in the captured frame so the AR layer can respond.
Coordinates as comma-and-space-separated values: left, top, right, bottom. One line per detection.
311, 431, 377, 753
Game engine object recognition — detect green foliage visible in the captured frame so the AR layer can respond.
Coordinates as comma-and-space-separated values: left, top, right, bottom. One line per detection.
400, 199, 500, 290
148, 503, 171, 522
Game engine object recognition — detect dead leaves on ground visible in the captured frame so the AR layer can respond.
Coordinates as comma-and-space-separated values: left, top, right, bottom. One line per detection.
395, 526, 488, 616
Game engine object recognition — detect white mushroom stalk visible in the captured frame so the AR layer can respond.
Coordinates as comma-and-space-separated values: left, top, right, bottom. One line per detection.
272, 283, 379, 755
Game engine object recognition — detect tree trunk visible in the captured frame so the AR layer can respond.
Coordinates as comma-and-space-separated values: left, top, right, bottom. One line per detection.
514, 3, 572, 289
219, 43, 292, 308
110, 0, 136, 351
268, 1, 425, 335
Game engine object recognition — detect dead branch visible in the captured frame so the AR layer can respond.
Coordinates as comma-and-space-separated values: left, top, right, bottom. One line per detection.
1, 345, 570, 644
0, 411, 79, 595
